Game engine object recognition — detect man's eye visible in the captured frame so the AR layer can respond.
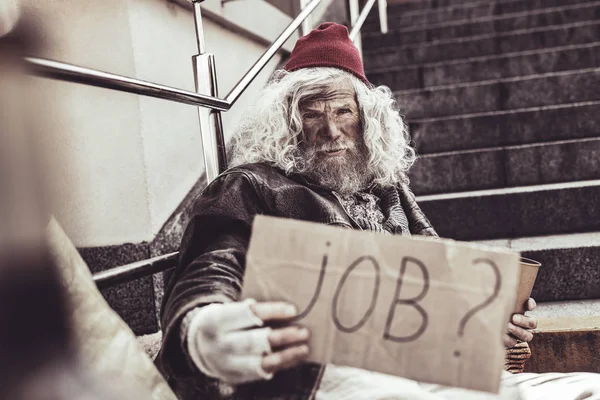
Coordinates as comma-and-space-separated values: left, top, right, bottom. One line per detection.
338, 108, 352, 114
303, 113, 319, 119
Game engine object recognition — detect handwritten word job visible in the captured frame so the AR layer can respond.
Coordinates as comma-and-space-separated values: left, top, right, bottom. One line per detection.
291, 242, 501, 347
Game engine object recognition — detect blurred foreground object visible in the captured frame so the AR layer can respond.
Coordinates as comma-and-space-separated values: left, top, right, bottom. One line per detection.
46, 217, 177, 400
0, 243, 139, 400
0, 20, 173, 399
0, 26, 127, 398
0, 11, 46, 255
0, 0, 19, 37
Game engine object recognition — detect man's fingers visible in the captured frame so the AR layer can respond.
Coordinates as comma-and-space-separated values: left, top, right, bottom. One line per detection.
261, 344, 310, 374
269, 326, 310, 349
250, 302, 298, 322
526, 298, 537, 312
503, 333, 518, 349
512, 314, 537, 330
508, 323, 534, 342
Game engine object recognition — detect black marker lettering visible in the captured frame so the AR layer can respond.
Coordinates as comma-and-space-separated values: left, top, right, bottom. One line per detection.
332, 256, 380, 333
383, 256, 429, 342
457, 258, 502, 337
291, 242, 330, 321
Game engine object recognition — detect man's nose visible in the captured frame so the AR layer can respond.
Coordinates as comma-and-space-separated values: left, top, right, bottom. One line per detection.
320, 116, 342, 141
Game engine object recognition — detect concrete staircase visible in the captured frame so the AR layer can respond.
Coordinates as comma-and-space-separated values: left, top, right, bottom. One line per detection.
363, 0, 600, 373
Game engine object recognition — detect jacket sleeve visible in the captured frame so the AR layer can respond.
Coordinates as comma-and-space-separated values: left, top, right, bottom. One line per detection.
398, 184, 439, 237
156, 170, 266, 396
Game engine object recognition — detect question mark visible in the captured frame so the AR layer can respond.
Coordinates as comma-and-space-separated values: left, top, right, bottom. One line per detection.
454, 258, 501, 357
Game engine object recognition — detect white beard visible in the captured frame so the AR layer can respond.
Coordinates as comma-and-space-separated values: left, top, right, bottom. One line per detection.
299, 141, 371, 195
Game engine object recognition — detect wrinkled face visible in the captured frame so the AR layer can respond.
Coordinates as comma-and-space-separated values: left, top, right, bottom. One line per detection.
298, 79, 371, 194
300, 80, 361, 156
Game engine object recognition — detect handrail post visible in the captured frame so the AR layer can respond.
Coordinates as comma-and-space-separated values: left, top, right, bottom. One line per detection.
192, 1, 227, 183
349, 0, 377, 41
349, 0, 363, 58
299, 0, 313, 36
378, 0, 388, 34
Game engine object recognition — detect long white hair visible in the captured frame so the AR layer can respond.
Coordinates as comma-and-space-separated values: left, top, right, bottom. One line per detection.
228, 67, 417, 186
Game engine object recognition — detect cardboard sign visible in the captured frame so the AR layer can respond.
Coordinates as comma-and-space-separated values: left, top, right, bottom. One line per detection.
242, 216, 520, 393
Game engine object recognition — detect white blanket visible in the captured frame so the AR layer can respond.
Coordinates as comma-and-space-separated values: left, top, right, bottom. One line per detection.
317, 365, 600, 400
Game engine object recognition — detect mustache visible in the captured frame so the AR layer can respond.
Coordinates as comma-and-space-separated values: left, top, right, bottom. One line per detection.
309, 141, 356, 153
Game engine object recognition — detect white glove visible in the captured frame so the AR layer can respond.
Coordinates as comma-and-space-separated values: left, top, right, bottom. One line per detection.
185, 299, 274, 384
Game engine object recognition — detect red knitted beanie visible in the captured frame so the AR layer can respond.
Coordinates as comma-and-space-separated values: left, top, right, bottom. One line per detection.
284, 22, 369, 84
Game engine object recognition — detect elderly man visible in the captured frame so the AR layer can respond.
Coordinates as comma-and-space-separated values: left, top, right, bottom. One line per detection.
157, 23, 598, 400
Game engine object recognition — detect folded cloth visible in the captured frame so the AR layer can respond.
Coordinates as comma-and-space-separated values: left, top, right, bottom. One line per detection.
505, 342, 532, 374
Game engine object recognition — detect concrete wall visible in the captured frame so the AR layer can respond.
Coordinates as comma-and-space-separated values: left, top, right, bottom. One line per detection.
267, 0, 300, 17
22, 0, 287, 248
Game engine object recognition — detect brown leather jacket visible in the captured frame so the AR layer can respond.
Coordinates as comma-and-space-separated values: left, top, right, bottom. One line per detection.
156, 162, 438, 400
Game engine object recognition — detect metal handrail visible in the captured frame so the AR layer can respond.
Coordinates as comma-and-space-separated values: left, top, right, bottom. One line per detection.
94, 252, 178, 290
26, 0, 386, 114
25, 0, 323, 114
225, 0, 321, 106
26, 57, 230, 110
349, 0, 377, 40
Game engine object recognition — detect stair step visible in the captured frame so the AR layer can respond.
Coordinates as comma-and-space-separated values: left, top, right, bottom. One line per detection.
363, 20, 600, 69
525, 314, 600, 373
80, 246, 158, 335
396, 68, 600, 119
376, 0, 437, 13
411, 101, 600, 154
410, 138, 600, 195
536, 315, 600, 331
137, 331, 162, 359
522, 245, 600, 302
477, 234, 600, 302
367, 42, 600, 90
479, 231, 600, 252
363, 1, 600, 49
531, 299, 600, 319
417, 180, 600, 241
367, 0, 588, 28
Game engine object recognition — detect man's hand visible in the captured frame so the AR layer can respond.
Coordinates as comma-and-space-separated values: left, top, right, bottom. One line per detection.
503, 297, 537, 348
249, 302, 311, 374
186, 299, 310, 385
